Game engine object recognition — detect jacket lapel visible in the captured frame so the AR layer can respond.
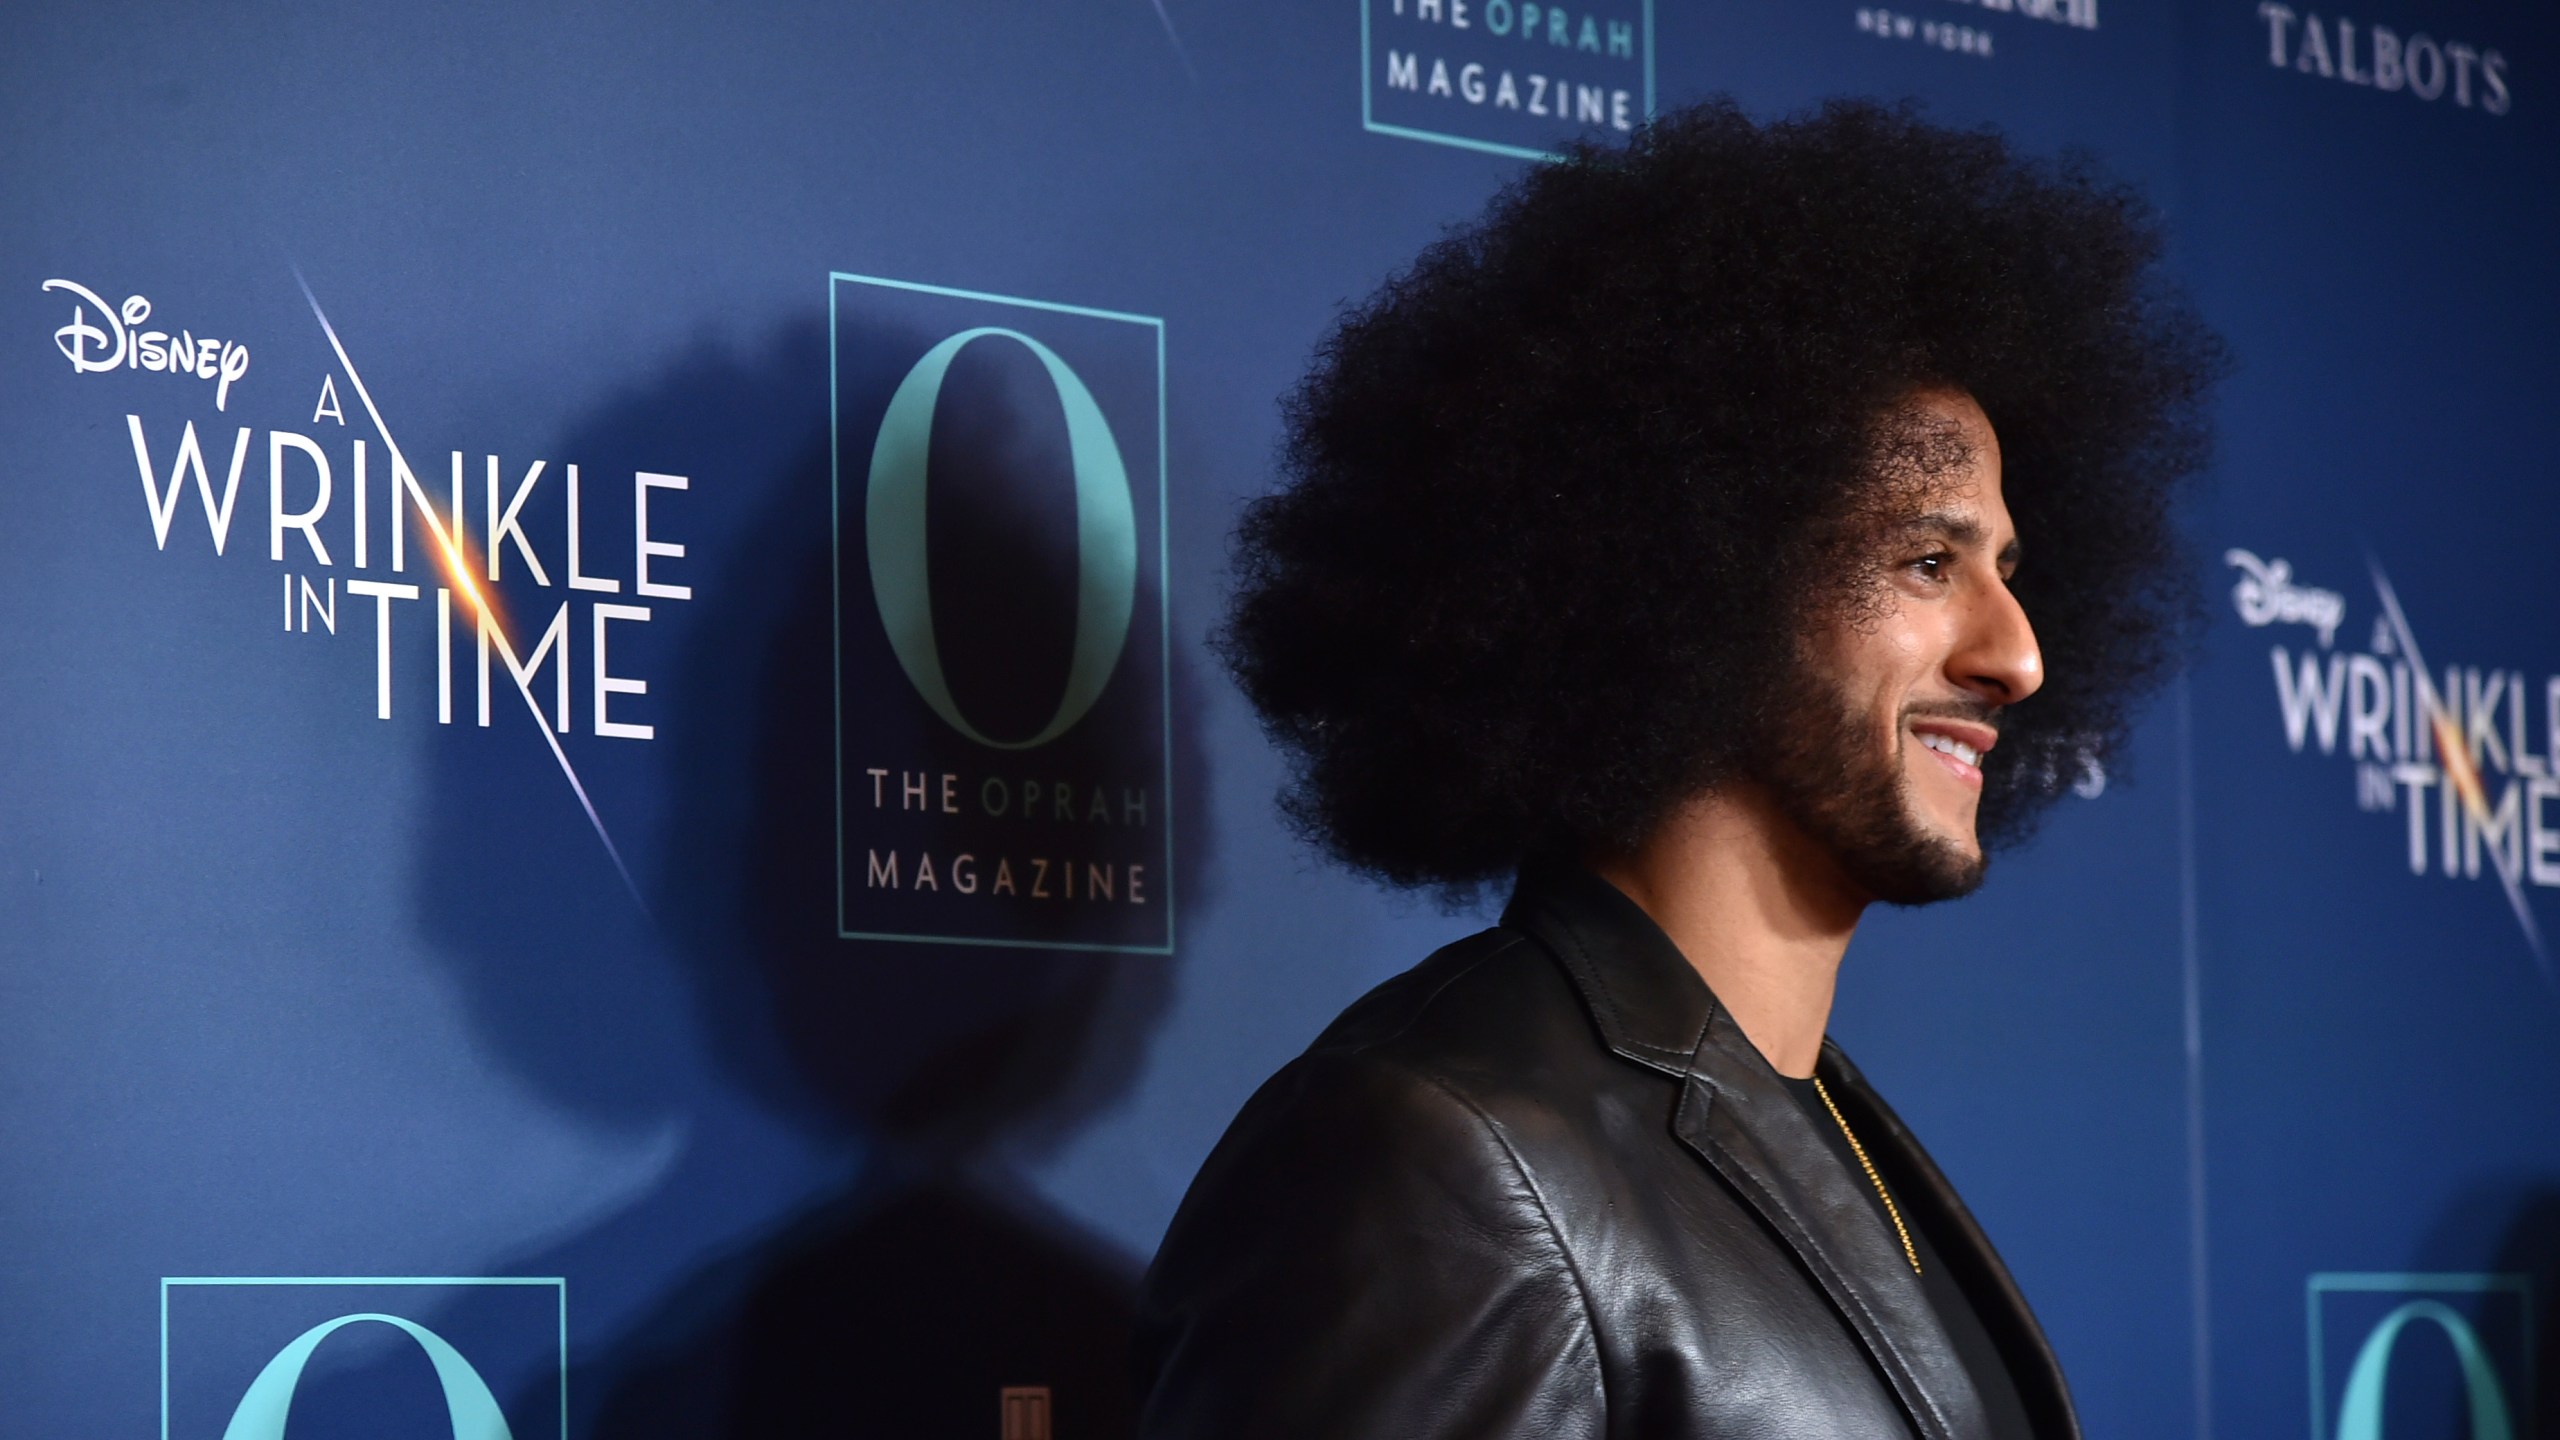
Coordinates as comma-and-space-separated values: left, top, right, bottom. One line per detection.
1822, 1043, 2084, 1440
1506, 869, 1989, 1440
1670, 1016, 1989, 1440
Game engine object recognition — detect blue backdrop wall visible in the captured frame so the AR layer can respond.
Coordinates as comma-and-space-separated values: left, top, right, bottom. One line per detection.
3, 3, 2553, 1437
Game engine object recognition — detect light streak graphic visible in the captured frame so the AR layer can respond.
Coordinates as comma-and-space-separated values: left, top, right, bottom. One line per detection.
296, 270, 651, 919
1146, 0, 1199, 82
2368, 559, 2545, 970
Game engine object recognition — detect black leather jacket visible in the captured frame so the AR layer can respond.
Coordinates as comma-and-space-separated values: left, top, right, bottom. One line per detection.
1135, 868, 2080, 1439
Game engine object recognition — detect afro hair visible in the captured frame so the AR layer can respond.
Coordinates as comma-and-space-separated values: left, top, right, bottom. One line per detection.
1220, 98, 2225, 895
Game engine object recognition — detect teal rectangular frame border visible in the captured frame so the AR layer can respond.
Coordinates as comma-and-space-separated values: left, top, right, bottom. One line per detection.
160, 1276, 568, 1440
1359, 0, 1656, 161
2305, 1271, 2533, 1440
827, 271, 1176, 956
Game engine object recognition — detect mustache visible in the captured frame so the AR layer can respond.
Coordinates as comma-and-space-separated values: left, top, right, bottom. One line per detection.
1899, 699, 2003, 732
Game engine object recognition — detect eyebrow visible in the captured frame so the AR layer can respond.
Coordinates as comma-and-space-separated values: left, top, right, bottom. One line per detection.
1901, 510, 2022, 568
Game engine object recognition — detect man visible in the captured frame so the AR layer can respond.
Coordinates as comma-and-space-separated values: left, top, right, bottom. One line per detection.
1135, 101, 2220, 1439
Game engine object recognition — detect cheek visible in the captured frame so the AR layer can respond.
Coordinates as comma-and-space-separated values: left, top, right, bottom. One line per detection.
1870, 630, 1935, 711
1885, 612, 1948, 669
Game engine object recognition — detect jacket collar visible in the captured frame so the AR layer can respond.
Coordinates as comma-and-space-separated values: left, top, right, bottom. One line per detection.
1501, 866, 2023, 1440
1502, 864, 1716, 1079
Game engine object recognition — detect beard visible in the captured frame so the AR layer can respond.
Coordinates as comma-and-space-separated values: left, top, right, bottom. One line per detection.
1758, 683, 1991, 907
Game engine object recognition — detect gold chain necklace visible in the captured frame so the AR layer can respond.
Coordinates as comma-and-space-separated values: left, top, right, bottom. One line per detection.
1812, 1076, 1923, 1276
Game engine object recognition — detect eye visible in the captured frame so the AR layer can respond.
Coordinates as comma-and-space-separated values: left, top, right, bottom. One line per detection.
1907, 552, 1953, 583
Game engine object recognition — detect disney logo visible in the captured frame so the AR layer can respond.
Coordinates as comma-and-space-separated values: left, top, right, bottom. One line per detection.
42, 278, 249, 411
2224, 547, 2343, 648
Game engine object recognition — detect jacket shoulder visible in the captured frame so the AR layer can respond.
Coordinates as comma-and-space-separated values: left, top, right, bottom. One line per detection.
1304, 924, 1612, 1101
1169, 925, 1596, 1227
1135, 928, 1610, 1438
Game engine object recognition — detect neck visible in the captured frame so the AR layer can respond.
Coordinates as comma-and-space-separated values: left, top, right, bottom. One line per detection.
1589, 783, 1867, 1079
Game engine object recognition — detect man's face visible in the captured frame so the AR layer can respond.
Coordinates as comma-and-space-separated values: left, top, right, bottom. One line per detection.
1763, 389, 2044, 906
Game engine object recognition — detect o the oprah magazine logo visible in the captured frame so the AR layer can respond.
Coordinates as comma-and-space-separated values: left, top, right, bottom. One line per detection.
1362, 0, 1653, 160
161, 1278, 565, 1440
2308, 1274, 2532, 1440
830, 274, 1171, 953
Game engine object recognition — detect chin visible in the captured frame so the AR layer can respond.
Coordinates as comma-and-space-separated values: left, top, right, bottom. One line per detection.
1845, 813, 1989, 907
1928, 815, 1984, 860
1865, 851, 1988, 907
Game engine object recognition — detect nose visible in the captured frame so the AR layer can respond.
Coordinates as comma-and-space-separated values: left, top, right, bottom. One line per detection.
1952, 575, 2043, 707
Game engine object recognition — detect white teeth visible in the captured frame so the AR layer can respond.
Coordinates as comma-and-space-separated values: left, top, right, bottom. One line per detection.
1918, 733, 1981, 767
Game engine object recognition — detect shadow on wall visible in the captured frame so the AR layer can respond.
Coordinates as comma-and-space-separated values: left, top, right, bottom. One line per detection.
389, 316, 1214, 1438
2482, 1188, 2560, 1440
2403, 1180, 2560, 1440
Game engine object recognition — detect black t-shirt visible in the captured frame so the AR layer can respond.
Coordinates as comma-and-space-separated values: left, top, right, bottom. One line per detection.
1778, 1073, 2037, 1440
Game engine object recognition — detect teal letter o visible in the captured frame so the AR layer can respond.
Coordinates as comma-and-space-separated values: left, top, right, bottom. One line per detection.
2335, 1299, 2515, 1440
865, 327, 1139, 750
220, 1312, 513, 1440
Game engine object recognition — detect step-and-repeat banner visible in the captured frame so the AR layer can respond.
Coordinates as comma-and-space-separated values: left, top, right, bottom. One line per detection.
3, 3, 2551, 1436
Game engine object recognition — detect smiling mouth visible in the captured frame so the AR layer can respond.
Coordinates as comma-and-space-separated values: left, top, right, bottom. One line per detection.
1908, 719, 1998, 789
